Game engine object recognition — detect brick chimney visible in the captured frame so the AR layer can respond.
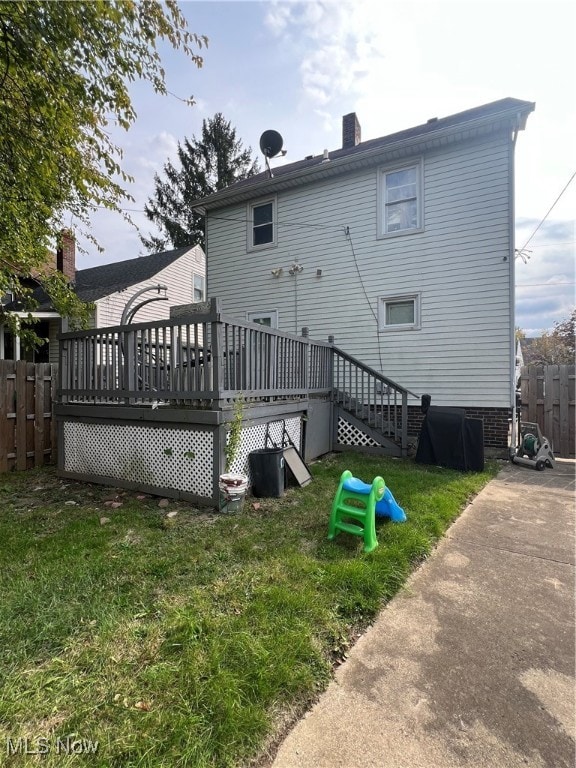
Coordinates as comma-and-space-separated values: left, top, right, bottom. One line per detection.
56, 229, 76, 282
342, 112, 361, 149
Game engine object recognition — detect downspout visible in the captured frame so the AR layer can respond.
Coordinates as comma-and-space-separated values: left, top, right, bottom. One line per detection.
508, 118, 520, 456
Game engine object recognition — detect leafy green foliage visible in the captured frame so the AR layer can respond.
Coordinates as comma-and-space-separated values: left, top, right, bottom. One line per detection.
526, 308, 575, 365
0, 0, 207, 340
143, 113, 260, 251
224, 396, 245, 471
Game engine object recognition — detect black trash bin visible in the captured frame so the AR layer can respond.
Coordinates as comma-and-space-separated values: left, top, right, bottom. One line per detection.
249, 448, 285, 498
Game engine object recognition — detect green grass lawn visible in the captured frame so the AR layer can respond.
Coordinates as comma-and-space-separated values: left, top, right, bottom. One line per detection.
0, 453, 499, 767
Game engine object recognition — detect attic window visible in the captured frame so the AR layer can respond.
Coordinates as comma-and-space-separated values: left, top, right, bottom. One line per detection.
378, 161, 423, 237
248, 198, 276, 251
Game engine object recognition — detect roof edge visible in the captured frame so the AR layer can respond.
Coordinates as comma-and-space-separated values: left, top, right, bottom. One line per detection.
195, 99, 535, 212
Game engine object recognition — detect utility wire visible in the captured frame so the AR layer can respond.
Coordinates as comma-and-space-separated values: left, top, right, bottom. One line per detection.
526, 241, 575, 249
345, 227, 378, 323
516, 282, 575, 287
94, 206, 342, 233
345, 226, 385, 374
517, 170, 576, 255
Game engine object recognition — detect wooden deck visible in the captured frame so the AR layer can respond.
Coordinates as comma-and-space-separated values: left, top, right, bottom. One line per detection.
59, 298, 332, 408
55, 299, 416, 504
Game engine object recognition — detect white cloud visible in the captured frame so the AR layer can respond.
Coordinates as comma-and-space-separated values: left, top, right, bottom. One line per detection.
265, 1, 386, 112
264, 2, 294, 35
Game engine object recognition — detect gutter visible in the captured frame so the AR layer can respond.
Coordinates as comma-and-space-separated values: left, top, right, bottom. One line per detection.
8, 311, 61, 319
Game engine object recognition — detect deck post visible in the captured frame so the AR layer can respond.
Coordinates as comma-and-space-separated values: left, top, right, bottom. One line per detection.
301, 328, 310, 391
210, 297, 223, 405
401, 391, 408, 456
124, 328, 135, 404
58, 338, 67, 404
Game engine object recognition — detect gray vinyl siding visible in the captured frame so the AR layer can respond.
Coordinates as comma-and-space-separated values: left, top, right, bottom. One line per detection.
207, 131, 514, 408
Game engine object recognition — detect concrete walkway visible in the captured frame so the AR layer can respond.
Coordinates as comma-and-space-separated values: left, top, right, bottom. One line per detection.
271, 460, 576, 768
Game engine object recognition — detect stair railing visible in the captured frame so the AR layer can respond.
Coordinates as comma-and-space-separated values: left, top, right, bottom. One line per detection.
331, 347, 417, 455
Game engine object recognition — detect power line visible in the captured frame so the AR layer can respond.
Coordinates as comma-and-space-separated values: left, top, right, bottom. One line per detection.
345, 226, 385, 374
517, 170, 576, 255
516, 282, 575, 287
524, 241, 575, 249
207, 212, 340, 232
93, 206, 343, 233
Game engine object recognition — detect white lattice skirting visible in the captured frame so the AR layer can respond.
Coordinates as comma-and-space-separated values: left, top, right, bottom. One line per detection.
337, 417, 380, 447
64, 422, 214, 497
227, 418, 301, 482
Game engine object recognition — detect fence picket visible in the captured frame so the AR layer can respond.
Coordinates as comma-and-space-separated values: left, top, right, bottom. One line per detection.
520, 365, 575, 458
0, 362, 58, 471
34, 364, 45, 467
15, 362, 27, 470
0, 361, 10, 473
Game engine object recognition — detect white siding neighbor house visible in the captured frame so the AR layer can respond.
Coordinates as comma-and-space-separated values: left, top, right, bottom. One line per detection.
1, 236, 206, 364
195, 98, 535, 449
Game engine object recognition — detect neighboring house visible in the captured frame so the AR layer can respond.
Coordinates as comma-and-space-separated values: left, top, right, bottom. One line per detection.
515, 339, 524, 387
0, 234, 206, 364
195, 97, 535, 448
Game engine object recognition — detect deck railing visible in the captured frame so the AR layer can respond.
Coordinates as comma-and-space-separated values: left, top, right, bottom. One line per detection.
58, 299, 413, 453
58, 300, 333, 407
332, 348, 415, 453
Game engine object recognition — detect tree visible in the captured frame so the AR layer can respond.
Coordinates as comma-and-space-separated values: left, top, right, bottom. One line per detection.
527, 309, 575, 365
142, 113, 260, 252
551, 309, 575, 360
0, 0, 207, 341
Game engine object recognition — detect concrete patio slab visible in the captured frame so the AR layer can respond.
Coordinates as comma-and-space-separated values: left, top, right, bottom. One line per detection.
271, 460, 576, 768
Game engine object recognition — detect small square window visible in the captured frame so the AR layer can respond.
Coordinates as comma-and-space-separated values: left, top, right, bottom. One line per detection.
378, 294, 421, 332
248, 199, 276, 250
386, 300, 414, 325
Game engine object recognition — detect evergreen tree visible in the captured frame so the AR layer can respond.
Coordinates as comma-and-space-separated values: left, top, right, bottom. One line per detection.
143, 113, 260, 251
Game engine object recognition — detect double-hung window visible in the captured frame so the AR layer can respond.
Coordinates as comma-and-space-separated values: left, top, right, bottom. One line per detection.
193, 274, 205, 302
248, 198, 276, 250
379, 162, 422, 236
378, 293, 421, 332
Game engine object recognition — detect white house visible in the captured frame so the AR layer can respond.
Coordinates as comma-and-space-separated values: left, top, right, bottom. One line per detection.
194, 98, 535, 450
1, 235, 206, 364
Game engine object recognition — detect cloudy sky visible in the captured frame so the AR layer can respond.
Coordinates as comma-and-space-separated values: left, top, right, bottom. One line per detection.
77, 0, 575, 336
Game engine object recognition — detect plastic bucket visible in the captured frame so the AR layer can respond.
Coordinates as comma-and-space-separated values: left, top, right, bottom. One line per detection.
219, 473, 248, 514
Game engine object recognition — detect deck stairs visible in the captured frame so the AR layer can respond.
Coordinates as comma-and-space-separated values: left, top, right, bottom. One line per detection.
331, 347, 416, 457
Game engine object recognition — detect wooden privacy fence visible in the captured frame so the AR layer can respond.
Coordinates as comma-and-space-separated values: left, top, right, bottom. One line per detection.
0, 361, 58, 471
519, 364, 575, 458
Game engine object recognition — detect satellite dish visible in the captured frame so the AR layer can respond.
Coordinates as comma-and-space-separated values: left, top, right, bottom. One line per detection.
259, 130, 284, 158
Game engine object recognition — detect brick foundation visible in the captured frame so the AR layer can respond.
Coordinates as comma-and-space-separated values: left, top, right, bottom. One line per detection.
407, 406, 511, 454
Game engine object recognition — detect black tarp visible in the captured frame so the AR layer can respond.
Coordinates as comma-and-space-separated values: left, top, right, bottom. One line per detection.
415, 406, 484, 471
